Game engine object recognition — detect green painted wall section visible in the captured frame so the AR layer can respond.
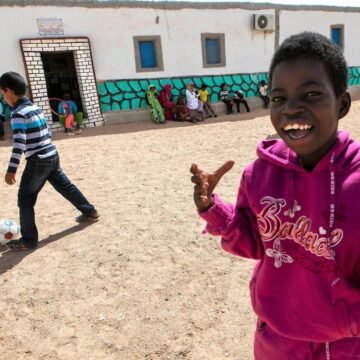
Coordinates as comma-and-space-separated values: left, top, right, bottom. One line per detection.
349, 66, 360, 86
98, 67, 360, 112
0, 66, 359, 116
0, 98, 11, 120
98, 72, 268, 112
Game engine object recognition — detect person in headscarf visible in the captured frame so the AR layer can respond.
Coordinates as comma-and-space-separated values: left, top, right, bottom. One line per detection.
159, 84, 175, 120
145, 85, 165, 124
172, 95, 199, 123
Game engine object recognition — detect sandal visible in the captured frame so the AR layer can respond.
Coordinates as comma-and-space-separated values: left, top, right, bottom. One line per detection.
6, 238, 33, 251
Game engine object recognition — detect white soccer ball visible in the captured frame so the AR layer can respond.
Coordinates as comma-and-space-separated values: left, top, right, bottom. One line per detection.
0, 219, 20, 245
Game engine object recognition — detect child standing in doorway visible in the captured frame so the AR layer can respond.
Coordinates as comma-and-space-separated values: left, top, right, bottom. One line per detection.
191, 32, 360, 359
0, 72, 99, 250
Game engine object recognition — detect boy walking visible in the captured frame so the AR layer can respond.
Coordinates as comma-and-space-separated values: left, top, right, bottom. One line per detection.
0, 72, 99, 250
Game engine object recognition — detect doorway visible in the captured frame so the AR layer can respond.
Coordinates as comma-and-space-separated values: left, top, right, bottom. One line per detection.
41, 51, 83, 122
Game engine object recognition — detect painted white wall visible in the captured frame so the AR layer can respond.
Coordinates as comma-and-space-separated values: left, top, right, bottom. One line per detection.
0, 6, 274, 80
279, 10, 360, 66
0, 5, 359, 81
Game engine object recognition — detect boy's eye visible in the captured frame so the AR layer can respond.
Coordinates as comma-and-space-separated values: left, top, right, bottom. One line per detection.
305, 91, 321, 98
271, 96, 284, 103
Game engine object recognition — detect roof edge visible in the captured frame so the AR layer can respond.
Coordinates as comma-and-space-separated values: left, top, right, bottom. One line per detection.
0, 1, 359, 12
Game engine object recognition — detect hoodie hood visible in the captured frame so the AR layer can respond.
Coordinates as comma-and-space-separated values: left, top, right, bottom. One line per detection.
257, 131, 360, 174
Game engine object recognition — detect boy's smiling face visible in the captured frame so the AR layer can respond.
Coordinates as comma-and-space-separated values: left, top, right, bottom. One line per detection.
270, 58, 350, 170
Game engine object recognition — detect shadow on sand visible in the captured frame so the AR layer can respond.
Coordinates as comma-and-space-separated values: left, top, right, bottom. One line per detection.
0, 221, 95, 276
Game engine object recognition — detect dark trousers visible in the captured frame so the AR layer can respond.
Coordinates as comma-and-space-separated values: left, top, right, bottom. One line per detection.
260, 95, 270, 109
18, 154, 95, 248
203, 101, 216, 117
233, 99, 250, 113
222, 100, 233, 114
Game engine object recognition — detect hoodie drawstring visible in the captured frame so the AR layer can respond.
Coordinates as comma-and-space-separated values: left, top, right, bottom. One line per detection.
324, 152, 336, 360
325, 151, 339, 360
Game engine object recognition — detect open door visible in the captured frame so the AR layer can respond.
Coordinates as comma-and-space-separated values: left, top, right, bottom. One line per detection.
41, 51, 83, 122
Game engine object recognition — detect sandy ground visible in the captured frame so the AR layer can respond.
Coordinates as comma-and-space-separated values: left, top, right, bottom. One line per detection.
0, 101, 359, 360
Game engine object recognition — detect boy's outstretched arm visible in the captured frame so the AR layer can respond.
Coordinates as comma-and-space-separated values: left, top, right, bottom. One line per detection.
191, 163, 263, 260
190, 160, 234, 212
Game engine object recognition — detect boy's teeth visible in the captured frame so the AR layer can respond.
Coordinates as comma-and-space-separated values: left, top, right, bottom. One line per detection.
283, 124, 312, 131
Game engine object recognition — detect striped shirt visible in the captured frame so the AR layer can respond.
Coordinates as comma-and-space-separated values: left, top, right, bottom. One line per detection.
219, 90, 230, 101
8, 97, 57, 173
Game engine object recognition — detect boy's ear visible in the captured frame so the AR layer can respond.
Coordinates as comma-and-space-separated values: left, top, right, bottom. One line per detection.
338, 91, 351, 120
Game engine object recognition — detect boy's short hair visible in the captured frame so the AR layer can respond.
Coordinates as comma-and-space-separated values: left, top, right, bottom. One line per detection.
0, 72, 27, 96
201, 84, 207, 89
269, 32, 348, 97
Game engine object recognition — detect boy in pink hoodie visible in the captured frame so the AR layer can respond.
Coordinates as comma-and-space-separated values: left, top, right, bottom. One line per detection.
191, 32, 360, 359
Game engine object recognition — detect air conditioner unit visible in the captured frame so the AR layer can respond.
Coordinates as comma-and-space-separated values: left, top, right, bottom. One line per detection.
253, 14, 275, 31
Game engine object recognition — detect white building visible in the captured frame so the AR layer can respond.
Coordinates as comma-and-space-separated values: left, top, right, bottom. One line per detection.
0, 1, 359, 128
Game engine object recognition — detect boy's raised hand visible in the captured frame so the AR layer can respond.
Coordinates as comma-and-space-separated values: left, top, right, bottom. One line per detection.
190, 161, 234, 212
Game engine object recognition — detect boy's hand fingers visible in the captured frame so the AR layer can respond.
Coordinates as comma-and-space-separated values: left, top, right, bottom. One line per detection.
191, 173, 207, 184
213, 160, 235, 179
190, 163, 201, 175
193, 182, 209, 196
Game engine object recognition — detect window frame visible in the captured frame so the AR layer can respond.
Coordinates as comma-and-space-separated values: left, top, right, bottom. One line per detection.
133, 35, 164, 72
201, 33, 226, 68
330, 24, 344, 51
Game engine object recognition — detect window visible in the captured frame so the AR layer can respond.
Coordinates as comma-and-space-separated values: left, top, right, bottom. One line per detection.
133, 36, 164, 72
201, 33, 226, 68
139, 41, 157, 68
331, 25, 344, 50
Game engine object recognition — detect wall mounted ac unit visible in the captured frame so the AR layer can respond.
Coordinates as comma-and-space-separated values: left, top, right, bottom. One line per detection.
253, 14, 275, 31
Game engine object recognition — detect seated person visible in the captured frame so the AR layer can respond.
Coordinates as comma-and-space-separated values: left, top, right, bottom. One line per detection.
199, 84, 217, 118
219, 83, 233, 114
159, 84, 175, 120
58, 94, 82, 135
259, 80, 270, 109
146, 85, 166, 124
233, 89, 250, 113
173, 95, 199, 123
186, 82, 204, 121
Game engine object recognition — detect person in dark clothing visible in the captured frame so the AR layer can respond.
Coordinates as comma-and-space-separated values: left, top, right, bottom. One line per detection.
219, 83, 233, 114
233, 89, 250, 113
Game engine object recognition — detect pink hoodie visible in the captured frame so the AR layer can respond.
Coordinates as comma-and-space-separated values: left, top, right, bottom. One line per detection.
200, 131, 360, 343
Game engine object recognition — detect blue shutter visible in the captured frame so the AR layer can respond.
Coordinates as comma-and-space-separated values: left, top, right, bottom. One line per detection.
206, 38, 220, 64
331, 28, 341, 47
139, 41, 157, 68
